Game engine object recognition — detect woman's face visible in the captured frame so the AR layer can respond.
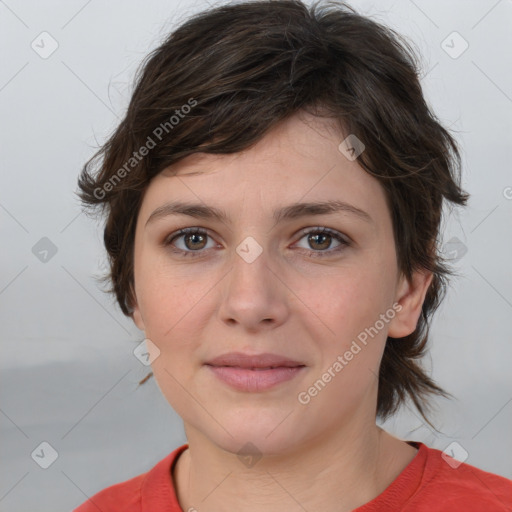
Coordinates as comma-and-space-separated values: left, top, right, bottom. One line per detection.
131, 111, 430, 456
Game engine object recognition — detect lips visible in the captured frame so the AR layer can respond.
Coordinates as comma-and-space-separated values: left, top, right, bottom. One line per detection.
204, 352, 306, 392
205, 352, 305, 369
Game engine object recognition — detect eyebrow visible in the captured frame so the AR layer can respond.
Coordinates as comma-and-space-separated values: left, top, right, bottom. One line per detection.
145, 199, 374, 227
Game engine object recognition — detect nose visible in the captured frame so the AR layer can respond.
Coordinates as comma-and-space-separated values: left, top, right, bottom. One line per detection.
217, 238, 289, 331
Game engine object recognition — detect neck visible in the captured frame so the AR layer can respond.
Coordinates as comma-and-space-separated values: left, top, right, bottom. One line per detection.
173, 421, 417, 512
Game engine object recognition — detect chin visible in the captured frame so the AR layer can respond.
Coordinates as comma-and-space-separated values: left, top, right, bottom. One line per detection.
204, 411, 303, 458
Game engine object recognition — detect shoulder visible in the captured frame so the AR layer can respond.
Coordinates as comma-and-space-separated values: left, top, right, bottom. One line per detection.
72, 444, 188, 512
410, 444, 512, 510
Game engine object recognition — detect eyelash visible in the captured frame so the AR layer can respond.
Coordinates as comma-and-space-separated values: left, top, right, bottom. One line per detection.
162, 227, 350, 259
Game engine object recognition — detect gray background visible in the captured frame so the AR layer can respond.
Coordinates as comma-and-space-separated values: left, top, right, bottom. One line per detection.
1, 0, 511, 510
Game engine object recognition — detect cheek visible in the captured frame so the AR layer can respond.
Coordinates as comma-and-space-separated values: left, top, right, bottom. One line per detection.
135, 247, 205, 336
308, 267, 391, 338
299, 274, 391, 408
139, 273, 205, 413
305, 265, 394, 390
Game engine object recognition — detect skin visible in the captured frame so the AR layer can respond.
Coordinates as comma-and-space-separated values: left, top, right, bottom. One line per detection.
131, 110, 433, 512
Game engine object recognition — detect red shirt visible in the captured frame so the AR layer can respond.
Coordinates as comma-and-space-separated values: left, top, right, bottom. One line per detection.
73, 442, 512, 511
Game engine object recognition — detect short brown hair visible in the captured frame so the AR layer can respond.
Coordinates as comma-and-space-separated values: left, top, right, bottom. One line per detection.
77, 0, 469, 424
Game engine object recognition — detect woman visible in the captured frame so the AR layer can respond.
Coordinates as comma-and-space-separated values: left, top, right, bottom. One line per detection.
74, 0, 512, 510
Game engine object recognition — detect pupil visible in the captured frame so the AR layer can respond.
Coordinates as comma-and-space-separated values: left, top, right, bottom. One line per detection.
311, 233, 330, 250
187, 233, 205, 249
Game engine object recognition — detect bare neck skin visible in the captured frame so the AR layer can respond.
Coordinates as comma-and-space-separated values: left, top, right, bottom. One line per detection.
172, 419, 418, 512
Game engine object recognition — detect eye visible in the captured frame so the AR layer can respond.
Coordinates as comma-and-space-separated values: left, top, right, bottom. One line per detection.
294, 227, 350, 257
163, 227, 215, 257
163, 226, 350, 258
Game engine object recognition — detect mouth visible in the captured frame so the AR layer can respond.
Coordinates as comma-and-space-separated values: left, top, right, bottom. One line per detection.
205, 352, 305, 369
205, 363, 306, 392
204, 352, 306, 392
213, 366, 302, 370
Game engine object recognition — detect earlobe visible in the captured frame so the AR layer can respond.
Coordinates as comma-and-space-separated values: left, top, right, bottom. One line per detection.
132, 304, 145, 332
387, 270, 433, 339
129, 286, 145, 331
127, 282, 146, 331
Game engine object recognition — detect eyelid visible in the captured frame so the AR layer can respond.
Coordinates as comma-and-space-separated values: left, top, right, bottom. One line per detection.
163, 225, 350, 242
162, 227, 217, 249
295, 226, 351, 243
163, 225, 351, 258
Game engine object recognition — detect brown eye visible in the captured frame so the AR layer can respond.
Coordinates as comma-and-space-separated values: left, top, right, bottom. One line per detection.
294, 227, 350, 257
164, 227, 215, 257
307, 232, 331, 250
182, 231, 207, 250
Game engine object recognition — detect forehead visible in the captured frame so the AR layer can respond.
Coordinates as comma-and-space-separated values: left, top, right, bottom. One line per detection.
138, 112, 389, 227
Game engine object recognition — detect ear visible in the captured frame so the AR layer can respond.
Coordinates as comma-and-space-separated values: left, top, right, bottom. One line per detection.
132, 305, 145, 332
129, 284, 146, 331
387, 269, 433, 338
